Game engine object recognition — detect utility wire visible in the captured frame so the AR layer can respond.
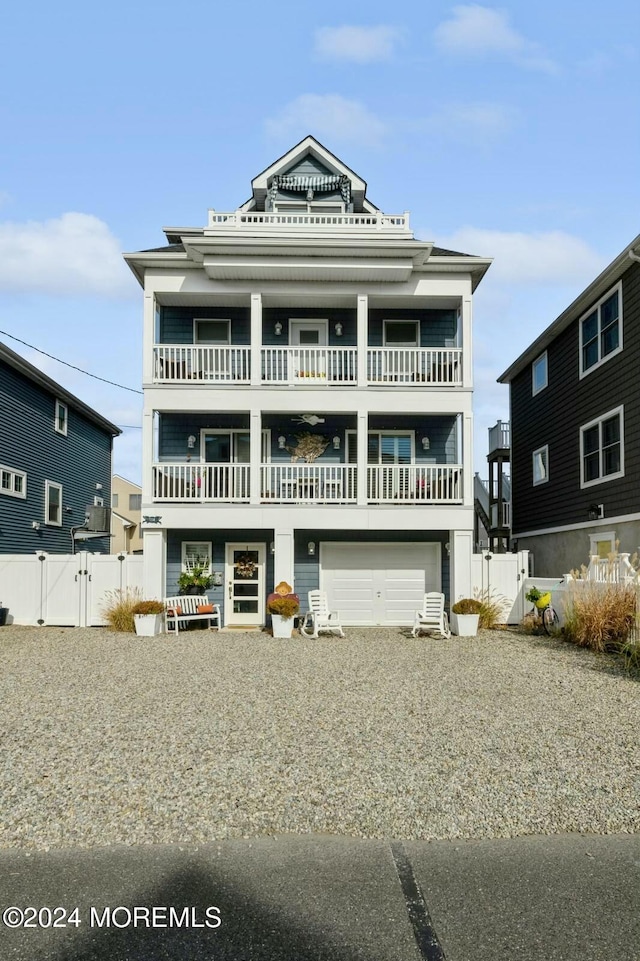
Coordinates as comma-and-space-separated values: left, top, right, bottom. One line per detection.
0, 328, 143, 395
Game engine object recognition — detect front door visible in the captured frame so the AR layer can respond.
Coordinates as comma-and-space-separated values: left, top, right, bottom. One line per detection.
290, 320, 328, 381
224, 543, 265, 626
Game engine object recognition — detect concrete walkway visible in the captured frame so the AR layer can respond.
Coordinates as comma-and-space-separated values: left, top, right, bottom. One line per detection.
1, 834, 639, 960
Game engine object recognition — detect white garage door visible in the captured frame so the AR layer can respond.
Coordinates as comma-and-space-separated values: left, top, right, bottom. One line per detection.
320, 542, 441, 626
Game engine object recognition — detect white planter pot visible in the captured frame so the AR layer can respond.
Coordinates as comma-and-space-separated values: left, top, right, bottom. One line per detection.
271, 614, 295, 638
451, 613, 480, 637
134, 613, 164, 636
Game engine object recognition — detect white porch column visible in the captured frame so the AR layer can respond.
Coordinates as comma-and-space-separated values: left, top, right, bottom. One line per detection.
461, 296, 472, 389
450, 529, 473, 606
143, 528, 166, 600
141, 408, 155, 503
249, 409, 261, 504
462, 412, 473, 505
273, 528, 295, 589
357, 295, 368, 387
142, 291, 155, 384
250, 293, 262, 387
356, 410, 368, 506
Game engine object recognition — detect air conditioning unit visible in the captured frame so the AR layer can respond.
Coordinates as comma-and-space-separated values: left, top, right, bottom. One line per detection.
85, 505, 111, 531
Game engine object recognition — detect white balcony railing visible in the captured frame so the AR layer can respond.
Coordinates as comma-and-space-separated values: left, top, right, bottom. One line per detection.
261, 347, 357, 385
153, 464, 250, 502
261, 465, 357, 503
367, 465, 463, 503
488, 420, 510, 452
153, 346, 250, 383
367, 348, 462, 385
208, 211, 410, 231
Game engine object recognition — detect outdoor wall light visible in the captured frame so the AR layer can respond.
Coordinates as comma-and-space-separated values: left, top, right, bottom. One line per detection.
335, 322, 343, 337
187, 435, 196, 449
332, 435, 341, 450
270, 542, 275, 554
31, 521, 40, 530
588, 503, 604, 520
307, 541, 316, 556
421, 436, 430, 450
95, 483, 103, 490
278, 435, 287, 449
274, 321, 283, 336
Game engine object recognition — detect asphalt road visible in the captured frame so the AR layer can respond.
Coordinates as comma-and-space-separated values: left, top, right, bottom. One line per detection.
1, 834, 638, 961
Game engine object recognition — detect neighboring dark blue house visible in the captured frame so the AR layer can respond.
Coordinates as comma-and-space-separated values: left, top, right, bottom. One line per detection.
0, 342, 121, 553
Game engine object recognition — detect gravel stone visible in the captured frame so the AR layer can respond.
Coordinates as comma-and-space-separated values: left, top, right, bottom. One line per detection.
0, 625, 638, 850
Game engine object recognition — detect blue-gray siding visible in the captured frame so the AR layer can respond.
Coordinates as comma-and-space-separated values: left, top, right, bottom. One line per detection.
0, 360, 113, 553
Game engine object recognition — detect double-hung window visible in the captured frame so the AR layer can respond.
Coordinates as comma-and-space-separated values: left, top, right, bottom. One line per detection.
580, 406, 624, 487
579, 283, 622, 376
1, 465, 27, 499
45, 480, 63, 525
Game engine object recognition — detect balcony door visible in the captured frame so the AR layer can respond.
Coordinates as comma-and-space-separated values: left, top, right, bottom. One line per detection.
290, 320, 328, 381
202, 431, 249, 500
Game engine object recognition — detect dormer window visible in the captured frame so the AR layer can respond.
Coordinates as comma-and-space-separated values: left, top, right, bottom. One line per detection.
269, 172, 352, 213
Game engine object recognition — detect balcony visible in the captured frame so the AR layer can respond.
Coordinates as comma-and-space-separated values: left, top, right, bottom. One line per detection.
207, 211, 410, 233
152, 345, 462, 386
151, 463, 463, 505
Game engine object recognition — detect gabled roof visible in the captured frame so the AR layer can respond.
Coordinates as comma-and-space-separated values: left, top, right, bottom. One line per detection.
0, 341, 121, 436
239, 135, 377, 213
498, 233, 640, 384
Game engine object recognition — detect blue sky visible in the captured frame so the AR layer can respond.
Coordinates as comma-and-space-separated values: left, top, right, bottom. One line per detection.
1, 0, 638, 484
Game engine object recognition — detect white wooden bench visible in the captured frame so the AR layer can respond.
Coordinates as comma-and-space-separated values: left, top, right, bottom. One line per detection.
164, 595, 221, 635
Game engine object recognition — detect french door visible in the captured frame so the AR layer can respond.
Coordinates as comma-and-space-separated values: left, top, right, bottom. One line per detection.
290, 320, 328, 380
224, 543, 266, 626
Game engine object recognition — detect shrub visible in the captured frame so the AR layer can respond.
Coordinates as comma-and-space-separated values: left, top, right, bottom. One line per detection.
451, 598, 482, 615
178, 564, 212, 593
620, 637, 640, 676
474, 589, 509, 629
101, 587, 143, 632
562, 580, 636, 653
132, 600, 165, 615
267, 595, 300, 619
525, 586, 543, 605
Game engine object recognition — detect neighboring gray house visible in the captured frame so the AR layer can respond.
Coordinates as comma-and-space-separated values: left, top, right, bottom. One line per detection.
498, 234, 640, 576
0, 342, 120, 553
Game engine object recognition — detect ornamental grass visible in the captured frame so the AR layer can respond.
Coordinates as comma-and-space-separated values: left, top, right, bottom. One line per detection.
562, 580, 637, 653
100, 587, 143, 633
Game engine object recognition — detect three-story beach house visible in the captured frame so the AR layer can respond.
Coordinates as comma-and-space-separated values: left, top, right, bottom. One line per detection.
124, 137, 491, 626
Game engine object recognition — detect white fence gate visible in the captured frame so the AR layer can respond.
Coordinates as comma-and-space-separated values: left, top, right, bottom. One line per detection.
471, 550, 530, 624
0, 552, 144, 627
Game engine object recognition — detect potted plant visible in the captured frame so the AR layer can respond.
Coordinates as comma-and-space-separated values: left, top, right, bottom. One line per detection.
451, 598, 482, 636
267, 581, 300, 638
132, 600, 165, 636
178, 564, 212, 595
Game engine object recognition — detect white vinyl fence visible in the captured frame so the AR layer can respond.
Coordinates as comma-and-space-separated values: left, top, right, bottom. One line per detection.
471, 550, 531, 624
0, 552, 143, 627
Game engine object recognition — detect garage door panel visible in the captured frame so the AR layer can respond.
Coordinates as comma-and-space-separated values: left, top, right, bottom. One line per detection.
321, 542, 441, 626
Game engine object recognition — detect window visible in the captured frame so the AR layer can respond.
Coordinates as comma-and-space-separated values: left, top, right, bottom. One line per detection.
580, 406, 624, 488
532, 445, 549, 485
45, 480, 63, 525
532, 352, 548, 395
588, 531, 616, 559
194, 319, 230, 344
1, 465, 27, 499
112, 493, 119, 508
129, 494, 142, 511
383, 321, 419, 347
579, 283, 622, 376
55, 400, 68, 436
94, 495, 104, 507
182, 541, 212, 573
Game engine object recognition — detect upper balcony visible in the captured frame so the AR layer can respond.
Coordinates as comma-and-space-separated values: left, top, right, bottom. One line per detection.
205, 209, 411, 237
151, 306, 465, 388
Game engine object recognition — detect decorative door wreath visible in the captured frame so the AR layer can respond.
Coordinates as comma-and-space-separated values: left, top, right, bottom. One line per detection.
235, 554, 258, 578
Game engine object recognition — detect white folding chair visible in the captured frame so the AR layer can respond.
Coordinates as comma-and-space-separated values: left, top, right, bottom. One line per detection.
300, 590, 345, 639
411, 592, 451, 639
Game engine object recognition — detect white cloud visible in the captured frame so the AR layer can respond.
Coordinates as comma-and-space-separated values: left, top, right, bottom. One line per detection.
0, 212, 133, 298
434, 5, 557, 73
314, 25, 400, 63
435, 227, 605, 284
265, 95, 387, 147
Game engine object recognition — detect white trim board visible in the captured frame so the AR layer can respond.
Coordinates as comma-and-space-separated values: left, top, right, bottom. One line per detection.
514, 511, 640, 540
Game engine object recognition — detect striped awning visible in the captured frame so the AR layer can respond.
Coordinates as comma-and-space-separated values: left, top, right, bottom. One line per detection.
271, 173, 351, 204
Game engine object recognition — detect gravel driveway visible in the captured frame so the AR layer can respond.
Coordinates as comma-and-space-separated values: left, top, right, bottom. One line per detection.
1, 625, 638, 850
